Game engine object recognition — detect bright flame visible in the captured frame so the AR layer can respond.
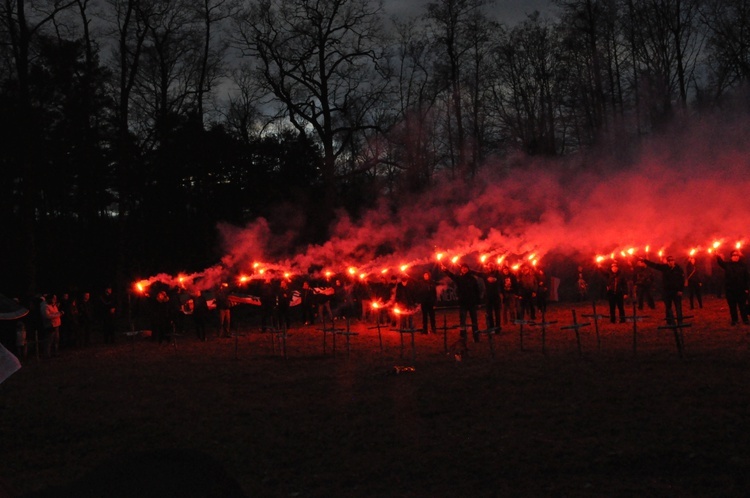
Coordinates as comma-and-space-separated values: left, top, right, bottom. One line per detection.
689, 248, 696, 256
436, 252, 444, 261
325, 271, 332, 278
627, 248, 635, 255
284, 272, 291, 279
497, 255, 506, 264
400, 264, 408, 272
595, 255, 605, 264
451, 256, 459, 264
512, 263, 520, 271
348, 267, 356, 275
371, 302, 380, 309
527, 253, 536, 261
480, 254, 488, 263
239, 275, 250, 284
253, 262, 260, 269
393, 307, 401, 315
359, 272, 367, 280
736, 241, 743, 250
134, 280, 150, 293
381, 268, 389, 274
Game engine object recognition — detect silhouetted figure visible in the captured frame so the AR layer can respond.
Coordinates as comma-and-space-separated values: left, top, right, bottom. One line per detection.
716, 250, 750, 325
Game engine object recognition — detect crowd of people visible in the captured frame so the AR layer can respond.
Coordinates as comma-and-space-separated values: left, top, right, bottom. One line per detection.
0, 288, 116, 360
593, 251, 750, 327
2, 251, 748, 360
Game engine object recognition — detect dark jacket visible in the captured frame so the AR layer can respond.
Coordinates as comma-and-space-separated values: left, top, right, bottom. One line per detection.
643, 259, 684, 294
716, 256, 750, 292
600, 268, 628, 297
444, 269, 480, 306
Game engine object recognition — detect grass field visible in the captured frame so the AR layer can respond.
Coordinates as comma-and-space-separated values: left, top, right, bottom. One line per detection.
1, 295, 749, 497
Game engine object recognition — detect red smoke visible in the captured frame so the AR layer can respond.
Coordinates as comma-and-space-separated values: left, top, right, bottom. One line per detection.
142, 115, 750, 289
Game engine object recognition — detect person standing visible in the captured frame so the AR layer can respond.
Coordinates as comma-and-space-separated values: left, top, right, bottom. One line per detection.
575, 265, 589, 302
99, 287, 117, 344
716, 250, 750, 325
299, 281, 316, 326
598, 261, 628, 323
633, 260, 656, 311
192, 290, 210, 341
500, 266, 518, 324
275, 279, 293, 331
417, 272, 438, 335
59, 292, 78, 348
441, 263, 481, 343
517, 264, 538, 321
215, 283, 232, 338
535, 267, 550, 317
393, 275, 416, 330
259, 277, 277, 332
641, 255, 685, 325
685, 256, 703, 310
78, 291, 95, 347
152, 290, 173, 344
472, 262, 502, 331
40, 294, 63, 358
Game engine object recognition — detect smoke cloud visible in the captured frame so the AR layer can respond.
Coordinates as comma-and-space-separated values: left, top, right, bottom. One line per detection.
143, 113, 750, 291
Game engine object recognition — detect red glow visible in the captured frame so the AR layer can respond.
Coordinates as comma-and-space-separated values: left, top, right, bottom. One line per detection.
133, 280, 150, 294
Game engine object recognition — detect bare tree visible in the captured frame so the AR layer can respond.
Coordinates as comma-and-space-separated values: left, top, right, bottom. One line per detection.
235, 0, 389, 230
190, 0, 236, 122
0, 0, 77, 293
490, 12, 565, 156
699, 0, 750, 99
382, 16, 440, 191
624, 0, 703, 127
425, 0, 490, 175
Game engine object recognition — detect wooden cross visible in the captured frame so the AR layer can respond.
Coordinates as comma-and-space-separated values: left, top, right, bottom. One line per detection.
512, 319, 536, 351
336, 316, 359, 359
317, 315, 344, 356
390, 326, 419, 362
367, 321, 385, 353
531, 312, 558, 355
657, 318, 692, 358
440, 313, 461, 355
623, 303, 650, 356
581, 301, 607, 351
560, 309, 590, 356
475, 326, 500, 359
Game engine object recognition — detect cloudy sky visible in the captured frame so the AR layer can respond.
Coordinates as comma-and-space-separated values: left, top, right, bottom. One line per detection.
384, 0, 556, 25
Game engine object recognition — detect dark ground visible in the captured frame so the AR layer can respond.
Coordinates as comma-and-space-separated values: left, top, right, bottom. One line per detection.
1, 296, 749, 497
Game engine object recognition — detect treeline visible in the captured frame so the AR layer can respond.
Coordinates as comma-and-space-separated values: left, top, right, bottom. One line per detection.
1, 0, 749, 296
